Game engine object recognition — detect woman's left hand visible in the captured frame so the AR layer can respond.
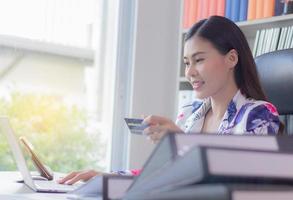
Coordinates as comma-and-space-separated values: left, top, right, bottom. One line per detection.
142, 115, 184, 143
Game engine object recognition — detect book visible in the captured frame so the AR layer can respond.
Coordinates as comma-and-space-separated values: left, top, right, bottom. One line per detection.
247, 0, 257, 20
208, 0, 217, 17
216, 0, 225, 16
252, 30, 260, 57
277, 27, 288, 50
274, 0, 284, 16
284, 0, 293, 14
231, 0, 241, 22
201, 0, 210, 20
189, 0, 199, 26
263, 28, 274, 54
126, 146, 293, 196
263, 0, 275, 18
225, 0, 232, 20
183, 0, 200, 29
269, 28, 281, 51
261, 28, 269, 54
197, 0, 204, 21
290, 26, 293, 48
126, 133, 293, 195
125, 183, 293, 200
288, 1, 293, 14
239, 0, 248, 21
255, 0, 264, 19
284, 26, 293, 49
256, 29, 266, 56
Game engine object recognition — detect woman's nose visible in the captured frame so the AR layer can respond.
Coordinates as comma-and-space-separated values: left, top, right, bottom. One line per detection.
185, 65, 198, 77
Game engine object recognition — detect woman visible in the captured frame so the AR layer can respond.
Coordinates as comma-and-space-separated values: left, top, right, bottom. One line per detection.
59, 16, 282, 185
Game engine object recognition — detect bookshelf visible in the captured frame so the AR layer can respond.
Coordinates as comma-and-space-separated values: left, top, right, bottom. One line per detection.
238, 13, 293, 49
177, 11, 293, 111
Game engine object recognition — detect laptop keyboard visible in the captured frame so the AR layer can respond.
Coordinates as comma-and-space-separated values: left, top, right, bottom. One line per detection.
34, 180, 78, 191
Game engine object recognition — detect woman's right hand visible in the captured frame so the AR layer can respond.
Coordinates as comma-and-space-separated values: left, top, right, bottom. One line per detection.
58, 170, 102, 185
143, 115, 184, 143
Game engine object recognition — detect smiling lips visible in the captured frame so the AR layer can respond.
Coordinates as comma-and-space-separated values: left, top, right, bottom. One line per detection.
191, 80, 205, 90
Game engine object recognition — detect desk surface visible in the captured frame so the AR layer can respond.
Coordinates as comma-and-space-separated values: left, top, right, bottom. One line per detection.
0, 171, 73, 200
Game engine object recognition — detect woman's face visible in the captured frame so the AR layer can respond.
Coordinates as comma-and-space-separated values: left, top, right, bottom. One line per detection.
183, 35, 236, 99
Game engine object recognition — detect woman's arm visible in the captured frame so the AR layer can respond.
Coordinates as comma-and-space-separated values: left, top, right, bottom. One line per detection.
246, 103, 281, 135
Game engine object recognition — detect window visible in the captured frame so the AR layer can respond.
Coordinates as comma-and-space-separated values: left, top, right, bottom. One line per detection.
0, 0, 122, 173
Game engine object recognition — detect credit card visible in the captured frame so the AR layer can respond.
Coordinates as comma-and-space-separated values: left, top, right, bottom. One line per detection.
124, 118, 148, 135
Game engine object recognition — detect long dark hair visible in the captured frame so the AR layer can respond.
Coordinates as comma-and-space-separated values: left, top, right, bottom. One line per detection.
185, 16, 267, 101
185, 16, 284, 134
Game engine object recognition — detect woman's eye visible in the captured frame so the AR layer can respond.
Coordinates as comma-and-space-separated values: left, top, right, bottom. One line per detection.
195, 58, 204, 63
184, 62, 190, 67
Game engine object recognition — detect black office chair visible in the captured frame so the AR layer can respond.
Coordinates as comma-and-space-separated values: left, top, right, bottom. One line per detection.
255, 48, 293, 134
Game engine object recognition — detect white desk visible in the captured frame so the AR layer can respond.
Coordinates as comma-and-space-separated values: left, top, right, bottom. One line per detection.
0, 171, 72, 200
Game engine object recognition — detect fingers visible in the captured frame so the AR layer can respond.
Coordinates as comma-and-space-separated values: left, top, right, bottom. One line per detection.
58, 171, 80, 184
58, 170, 99, 185
143, 115, 168, 126
143, 124, 160, 135
148, 130, 167, 143
142, 115, 183, 143
143, 124, 167, 143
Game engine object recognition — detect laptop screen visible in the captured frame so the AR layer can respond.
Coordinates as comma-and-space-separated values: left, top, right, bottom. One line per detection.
0, 117, 37, 190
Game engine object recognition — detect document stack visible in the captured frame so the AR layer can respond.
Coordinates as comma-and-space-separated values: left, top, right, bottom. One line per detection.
122, 133, 293, 200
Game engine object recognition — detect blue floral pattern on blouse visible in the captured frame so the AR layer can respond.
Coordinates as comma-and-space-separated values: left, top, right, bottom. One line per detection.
176, 90, 280, 135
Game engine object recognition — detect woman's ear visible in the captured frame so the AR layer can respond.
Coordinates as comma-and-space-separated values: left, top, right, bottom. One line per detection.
226, 49, 238, 69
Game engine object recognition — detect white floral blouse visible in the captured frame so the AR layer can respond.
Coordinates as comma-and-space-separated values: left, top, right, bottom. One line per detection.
176, 90, 281, 135
116, 90, 281, 176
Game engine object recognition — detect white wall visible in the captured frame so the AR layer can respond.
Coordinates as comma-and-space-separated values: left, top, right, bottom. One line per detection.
128, 0, 181, 169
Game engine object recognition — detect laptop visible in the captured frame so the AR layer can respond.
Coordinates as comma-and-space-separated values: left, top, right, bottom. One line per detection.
0, 116, 80, 193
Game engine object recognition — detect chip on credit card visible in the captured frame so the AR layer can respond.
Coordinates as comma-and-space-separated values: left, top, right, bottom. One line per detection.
124, 118, 148, 135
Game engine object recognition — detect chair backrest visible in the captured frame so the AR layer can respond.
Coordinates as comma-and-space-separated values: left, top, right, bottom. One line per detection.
255, 48, 293, 134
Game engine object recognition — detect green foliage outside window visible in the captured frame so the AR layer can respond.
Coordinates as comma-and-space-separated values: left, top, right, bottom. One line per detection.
0, 91, 107, 173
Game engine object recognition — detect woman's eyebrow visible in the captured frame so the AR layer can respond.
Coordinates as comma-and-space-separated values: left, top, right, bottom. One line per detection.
183, 51, 206, 59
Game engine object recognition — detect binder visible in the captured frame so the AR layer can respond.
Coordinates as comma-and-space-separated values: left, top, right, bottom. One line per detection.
231, 0, 240, 22
239, 0, 248, 21
126, 133, 293, 195
126, 146, 293, 196
247, 0, 257, 20
201, 0, 210, 20
103, 175, 133, 200
189, 0, 199, 26
252, 30, 260, 57
125, 183, 293, 200
216, 0, 225, 16
68, 174, 133, 200
274, 0, 284, 16
208, 0, 217, 17
225, 0, 232, 20
255, 0, 264, 19
263, 0, 275, 18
